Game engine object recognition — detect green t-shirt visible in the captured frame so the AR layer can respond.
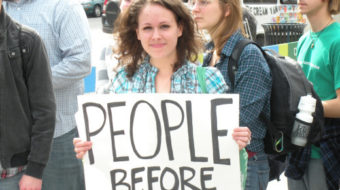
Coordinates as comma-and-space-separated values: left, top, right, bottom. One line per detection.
297, 22, 340, 100
296, 22, 340, 158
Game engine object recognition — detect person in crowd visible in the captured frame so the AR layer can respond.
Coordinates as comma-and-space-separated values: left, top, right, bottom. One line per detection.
3, 0, 92, 189
96, 0, 135, 94
192, 0, 272, 189
0, 0, 56, 189
285, 0, 340, 189
242, 7, 257, 42
74, 0, 251, 164
119, 0, 134, 10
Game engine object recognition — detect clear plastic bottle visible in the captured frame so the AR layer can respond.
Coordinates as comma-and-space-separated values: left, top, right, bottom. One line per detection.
291, 94, 316, 147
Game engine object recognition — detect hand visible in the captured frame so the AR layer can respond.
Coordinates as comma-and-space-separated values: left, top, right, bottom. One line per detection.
232, 127, 251, 150
19, 175, 42, 190
73, 138, 92, 159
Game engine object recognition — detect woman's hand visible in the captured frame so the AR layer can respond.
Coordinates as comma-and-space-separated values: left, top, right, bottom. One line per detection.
73, 138, 93, 159
232, 127, 251, 150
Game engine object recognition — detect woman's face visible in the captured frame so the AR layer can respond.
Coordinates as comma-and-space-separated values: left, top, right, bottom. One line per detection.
136, 4, 183, 61
192, 0, 224, 30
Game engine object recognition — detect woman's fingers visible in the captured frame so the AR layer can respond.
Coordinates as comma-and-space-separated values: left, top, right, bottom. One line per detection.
233, 127, 251, 149
236, 140, 247, 150
73, 138, 82, 145
73, 138, 92, 149
76, 152, 86, 159
233, 127, 251, 137
73, 138, 92, 159
234, 136, 251, 143
233, 127, 251, 134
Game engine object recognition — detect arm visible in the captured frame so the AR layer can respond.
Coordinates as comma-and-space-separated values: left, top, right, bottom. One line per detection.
235, 45, 271, 133
322, 89, 340, 117
51, 2, 91, 89
323, 42, 340, 118
96, 47, 110, 93
25, 31, 56, 179
204, 67, 251, 150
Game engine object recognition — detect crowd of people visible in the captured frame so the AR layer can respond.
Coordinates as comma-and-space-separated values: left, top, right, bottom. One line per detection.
1, 0, 339, 190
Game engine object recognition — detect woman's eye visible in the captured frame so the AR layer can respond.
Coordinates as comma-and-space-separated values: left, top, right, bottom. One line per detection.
160, 25, 170, 29
143, 26, 152, 31
200, 0, 209, 6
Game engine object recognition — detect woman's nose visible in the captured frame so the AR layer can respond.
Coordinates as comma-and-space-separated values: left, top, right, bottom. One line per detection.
151, 29, 161, 39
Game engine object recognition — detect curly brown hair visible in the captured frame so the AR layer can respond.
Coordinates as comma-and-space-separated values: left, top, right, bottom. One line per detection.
114, 0, 202, 78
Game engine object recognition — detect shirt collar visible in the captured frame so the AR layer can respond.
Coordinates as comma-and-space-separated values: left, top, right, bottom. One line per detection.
173, 61, 191, 78
202, 30, 244, 66
204, 30, 245, 57
220, 30, 244, 57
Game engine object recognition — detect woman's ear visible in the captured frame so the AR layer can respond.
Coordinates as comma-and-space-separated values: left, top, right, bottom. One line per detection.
136, 28, 140, 40
224, 4, 231, 17
177, 24, 183, 37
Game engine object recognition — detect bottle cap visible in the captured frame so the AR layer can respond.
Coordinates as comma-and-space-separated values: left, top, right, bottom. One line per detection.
298, 94, 316, 112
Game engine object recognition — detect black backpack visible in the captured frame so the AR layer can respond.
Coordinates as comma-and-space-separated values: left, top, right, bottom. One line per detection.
228, 39, 324, 180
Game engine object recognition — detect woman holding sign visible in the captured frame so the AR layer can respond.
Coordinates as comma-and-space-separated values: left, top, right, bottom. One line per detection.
74, 0, 251, 182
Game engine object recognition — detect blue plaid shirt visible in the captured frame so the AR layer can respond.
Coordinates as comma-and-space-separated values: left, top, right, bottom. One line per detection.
110, 60, 228, 94
203, 31, 272, 153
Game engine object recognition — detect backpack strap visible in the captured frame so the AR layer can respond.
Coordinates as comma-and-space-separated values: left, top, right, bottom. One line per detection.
229, 39, 312, 95
228, 39, 253, 89
197, 66, 207, 93
295, 63, 313, 95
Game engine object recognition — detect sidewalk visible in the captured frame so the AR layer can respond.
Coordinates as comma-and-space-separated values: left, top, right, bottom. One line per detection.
267, 174, 288, 190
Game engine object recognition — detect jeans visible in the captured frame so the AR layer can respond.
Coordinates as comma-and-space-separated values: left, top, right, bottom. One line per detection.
42, 128, 85, 190
0, 171, 23, 190
245, 152, 270, 190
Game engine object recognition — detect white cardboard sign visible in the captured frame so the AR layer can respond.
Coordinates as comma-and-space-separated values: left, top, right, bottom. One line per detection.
76, 93, 241, 190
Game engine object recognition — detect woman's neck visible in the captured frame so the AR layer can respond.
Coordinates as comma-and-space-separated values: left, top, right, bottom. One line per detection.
150, 52, 177, 71
150, 55, 177, 93
150, 58, 174, 73
210, 49, 220, 66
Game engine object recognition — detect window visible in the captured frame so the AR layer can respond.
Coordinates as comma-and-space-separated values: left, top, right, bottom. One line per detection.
280, 0, 297, 4
243, 0, 297, 4
243, 0, 276, 4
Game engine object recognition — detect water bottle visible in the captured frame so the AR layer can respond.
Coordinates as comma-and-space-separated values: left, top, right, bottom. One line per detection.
291, 94, 316, 147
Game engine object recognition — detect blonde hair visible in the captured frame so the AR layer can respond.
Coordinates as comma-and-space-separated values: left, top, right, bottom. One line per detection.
208, 0, 244, 55
329, 0, 340, 15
